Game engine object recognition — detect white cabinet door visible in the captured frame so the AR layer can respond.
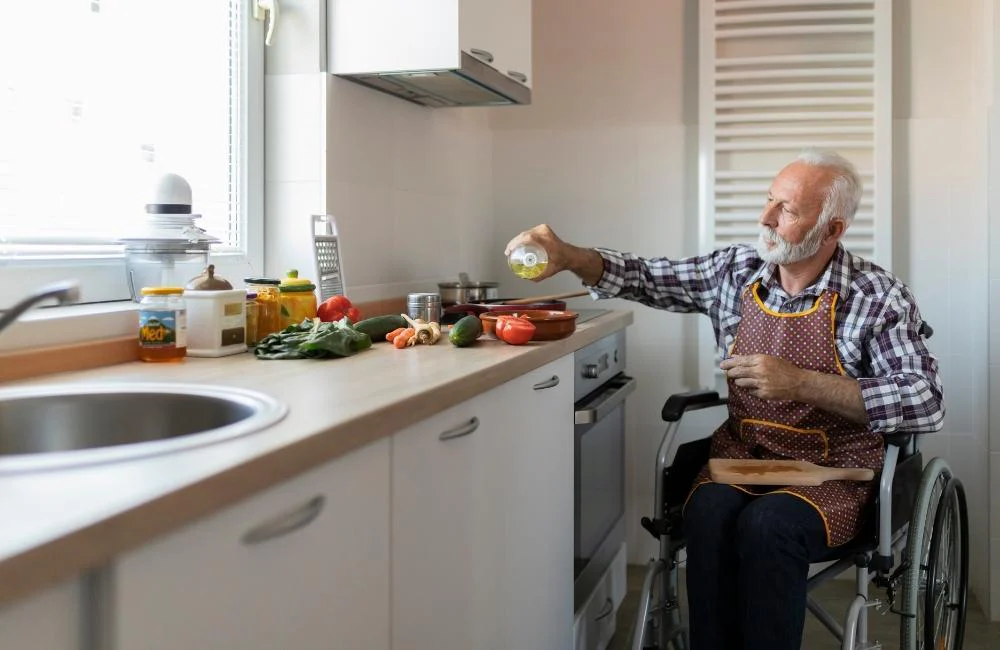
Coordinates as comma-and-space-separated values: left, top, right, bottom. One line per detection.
495, 0, 532, 88
390, 396, 506, 650
391, 354, 573, 650
460, 0, 532, 88
113, 438, 391, 650
496, 355, 573, 649
0, 579, 81, 650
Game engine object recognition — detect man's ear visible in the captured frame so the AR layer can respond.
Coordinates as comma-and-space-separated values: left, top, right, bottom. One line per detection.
827, 218, 847, 240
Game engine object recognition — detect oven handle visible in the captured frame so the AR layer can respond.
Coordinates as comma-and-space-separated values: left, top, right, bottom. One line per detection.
574, 375, 636, 425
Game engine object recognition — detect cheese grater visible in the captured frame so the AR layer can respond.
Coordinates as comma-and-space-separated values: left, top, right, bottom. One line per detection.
312, 214, 347, 302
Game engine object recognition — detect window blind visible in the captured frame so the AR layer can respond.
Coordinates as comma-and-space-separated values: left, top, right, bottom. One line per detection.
0, 0, 244, 258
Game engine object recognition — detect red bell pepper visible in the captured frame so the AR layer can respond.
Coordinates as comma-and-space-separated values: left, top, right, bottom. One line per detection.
317, 295, 361, 323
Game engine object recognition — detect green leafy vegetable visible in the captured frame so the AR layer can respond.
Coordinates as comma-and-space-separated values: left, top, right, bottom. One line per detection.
254, 318, 372, 360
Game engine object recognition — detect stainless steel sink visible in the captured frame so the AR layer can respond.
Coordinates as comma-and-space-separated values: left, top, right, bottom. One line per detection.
0, 383, 288, 473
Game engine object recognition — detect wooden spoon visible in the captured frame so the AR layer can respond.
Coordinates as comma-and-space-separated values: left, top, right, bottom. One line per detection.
503, 290, 590, 305
708, 458, 875, 487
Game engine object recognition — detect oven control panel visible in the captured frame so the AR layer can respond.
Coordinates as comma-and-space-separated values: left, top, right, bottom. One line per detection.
573, 329, 627, 403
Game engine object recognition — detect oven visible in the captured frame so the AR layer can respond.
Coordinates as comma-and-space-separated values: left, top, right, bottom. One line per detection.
571, 321, 635, 648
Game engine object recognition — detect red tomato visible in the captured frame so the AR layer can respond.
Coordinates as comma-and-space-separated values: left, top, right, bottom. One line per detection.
494, 316, 535, 345
317, 295, 356, 322
347, 306, 361, 322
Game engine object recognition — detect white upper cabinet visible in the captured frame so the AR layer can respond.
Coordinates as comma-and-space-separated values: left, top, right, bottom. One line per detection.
459, 0, 532, 87
328, 0, 532, 89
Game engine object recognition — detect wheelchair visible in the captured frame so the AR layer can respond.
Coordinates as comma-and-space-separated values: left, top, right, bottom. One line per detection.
631, 389, 970, 650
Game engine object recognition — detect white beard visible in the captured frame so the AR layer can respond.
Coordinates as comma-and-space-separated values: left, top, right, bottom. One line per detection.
756, 220, 828, 265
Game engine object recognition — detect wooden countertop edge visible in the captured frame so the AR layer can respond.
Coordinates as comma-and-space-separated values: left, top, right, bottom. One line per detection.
0, 310, 633, 606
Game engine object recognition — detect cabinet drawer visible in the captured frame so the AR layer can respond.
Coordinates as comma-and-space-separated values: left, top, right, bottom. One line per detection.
113, 439, 391, 650
0, 578, 80, 650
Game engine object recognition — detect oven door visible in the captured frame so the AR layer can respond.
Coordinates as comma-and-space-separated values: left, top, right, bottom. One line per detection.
574, 374, 636, 564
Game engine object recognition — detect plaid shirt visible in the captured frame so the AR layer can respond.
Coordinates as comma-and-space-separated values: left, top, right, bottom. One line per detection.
589, 243, 944, 434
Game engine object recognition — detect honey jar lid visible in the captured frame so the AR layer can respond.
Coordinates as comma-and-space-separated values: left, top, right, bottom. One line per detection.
141, 286, 185, 296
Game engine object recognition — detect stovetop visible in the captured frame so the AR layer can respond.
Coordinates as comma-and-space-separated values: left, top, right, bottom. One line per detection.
573, 308, 611, 324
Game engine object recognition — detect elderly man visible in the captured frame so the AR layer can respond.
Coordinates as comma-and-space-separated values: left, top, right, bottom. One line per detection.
504, 150, 944, 650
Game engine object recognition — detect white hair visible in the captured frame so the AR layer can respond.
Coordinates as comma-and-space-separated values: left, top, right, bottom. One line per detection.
795, 148, 863, 228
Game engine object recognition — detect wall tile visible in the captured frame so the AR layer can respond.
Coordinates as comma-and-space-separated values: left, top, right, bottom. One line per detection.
264, 180, 325, 278
991, 452, 1000, 541
939, 354, 988, 440
992, 538, 1000, 620
325, 78, 400, 188
325, 180, 393, 289
264, 74, 326, 184
390, 190, 461, 282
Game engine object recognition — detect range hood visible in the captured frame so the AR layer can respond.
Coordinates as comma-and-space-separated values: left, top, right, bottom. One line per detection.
334, 51, 531, 108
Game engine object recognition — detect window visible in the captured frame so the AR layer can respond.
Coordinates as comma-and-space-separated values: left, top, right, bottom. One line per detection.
0, 0, 263, 306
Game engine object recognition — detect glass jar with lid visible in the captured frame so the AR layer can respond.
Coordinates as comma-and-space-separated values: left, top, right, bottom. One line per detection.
137, 287, 187, 362
245, 277, 282, 338
278, 269, 318, 328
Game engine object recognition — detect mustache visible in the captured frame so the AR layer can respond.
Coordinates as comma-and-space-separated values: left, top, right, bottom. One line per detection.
760, 227, 785, 244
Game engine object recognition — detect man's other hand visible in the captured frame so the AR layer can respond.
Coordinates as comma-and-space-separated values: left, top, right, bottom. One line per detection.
720, 354, 805, 401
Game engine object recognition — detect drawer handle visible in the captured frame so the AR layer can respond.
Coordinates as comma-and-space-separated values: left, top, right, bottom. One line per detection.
439, 416, 480, 441
533, 375, 560, 390
241, 495, 325, 545
470, 48, 494, 63
507, 70, 528, 83
594, 597, 614, 621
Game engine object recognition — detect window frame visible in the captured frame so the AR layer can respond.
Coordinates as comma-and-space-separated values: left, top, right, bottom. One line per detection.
0, 1, 265, 310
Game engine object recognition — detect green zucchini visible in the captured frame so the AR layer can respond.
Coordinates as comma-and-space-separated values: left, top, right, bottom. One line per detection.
449, 315, 483, 347
354, 314, 408, 342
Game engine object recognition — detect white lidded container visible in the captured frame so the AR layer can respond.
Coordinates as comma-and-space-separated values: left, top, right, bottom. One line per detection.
183, 265, 247, 357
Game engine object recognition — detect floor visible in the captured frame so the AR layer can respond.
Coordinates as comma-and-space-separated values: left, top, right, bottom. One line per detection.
608, 565, 1000, 650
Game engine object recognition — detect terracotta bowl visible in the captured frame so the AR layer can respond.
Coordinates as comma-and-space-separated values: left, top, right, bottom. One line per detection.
479, 310, 578, 341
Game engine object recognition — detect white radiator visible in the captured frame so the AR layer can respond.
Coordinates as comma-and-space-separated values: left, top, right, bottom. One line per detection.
697, 0, 893, 389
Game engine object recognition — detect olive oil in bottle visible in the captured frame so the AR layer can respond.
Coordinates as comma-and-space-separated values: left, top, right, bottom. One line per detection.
508, 244, 548, 279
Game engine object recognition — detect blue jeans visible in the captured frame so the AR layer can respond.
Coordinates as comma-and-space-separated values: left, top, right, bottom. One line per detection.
683, 483, 830, 650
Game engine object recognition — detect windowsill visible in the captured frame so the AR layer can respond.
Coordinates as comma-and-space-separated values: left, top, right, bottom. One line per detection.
0, 301, 139, 353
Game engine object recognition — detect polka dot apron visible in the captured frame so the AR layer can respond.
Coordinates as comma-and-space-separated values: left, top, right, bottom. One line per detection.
687, 281, 883, 547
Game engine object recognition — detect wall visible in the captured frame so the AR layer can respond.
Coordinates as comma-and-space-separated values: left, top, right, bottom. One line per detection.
263, 0, 494, 303
489, 0, 701, 569
490, 0, 996, 615
893, 0, 993, 617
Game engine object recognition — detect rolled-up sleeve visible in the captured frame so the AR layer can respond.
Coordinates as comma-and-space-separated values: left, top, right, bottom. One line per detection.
857, 287, 945, 434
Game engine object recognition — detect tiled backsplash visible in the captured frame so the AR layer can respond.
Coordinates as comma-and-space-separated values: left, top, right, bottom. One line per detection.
264, 73, 494, 304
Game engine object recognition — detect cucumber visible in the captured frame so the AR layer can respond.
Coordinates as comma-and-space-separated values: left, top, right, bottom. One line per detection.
354, 315, 408, 342
449, 315, 483, 347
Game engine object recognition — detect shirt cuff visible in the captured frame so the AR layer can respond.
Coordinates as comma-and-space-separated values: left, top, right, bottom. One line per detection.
857, 377, 903, 434
586, 249, 626, 298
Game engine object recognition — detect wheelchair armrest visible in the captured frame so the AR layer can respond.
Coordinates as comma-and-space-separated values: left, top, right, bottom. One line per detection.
884, 433, 912, 449
661, 389, 728, 422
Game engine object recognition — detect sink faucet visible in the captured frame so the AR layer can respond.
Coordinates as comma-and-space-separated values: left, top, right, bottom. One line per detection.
0, 280, 82, 337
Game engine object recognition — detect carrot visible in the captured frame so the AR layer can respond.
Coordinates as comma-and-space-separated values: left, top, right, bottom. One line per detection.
386, 327, 406, 342
393, 328, 415, 349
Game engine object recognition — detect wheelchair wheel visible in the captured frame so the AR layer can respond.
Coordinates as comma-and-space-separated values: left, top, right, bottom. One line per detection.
899, 458, 964, 649
923, 477, 968, 650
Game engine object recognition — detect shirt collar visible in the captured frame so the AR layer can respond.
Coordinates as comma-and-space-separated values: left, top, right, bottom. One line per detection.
748, 243, 852, 301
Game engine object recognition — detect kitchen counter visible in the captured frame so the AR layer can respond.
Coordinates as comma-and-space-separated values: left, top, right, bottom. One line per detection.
0, 309, 632, 606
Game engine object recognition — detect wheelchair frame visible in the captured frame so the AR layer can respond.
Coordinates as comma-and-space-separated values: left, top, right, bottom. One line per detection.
630, 390, 969, 650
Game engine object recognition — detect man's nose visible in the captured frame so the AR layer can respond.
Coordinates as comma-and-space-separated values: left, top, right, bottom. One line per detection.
759, 202, 778, 227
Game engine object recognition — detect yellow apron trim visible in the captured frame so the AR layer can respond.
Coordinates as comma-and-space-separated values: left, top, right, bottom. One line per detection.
829, 293, 846, 376
739, 418, 829, 460
685, 482, 840, 548
682, 479, 761, 515
751, 281, 822, 317
770, 489, 836, 548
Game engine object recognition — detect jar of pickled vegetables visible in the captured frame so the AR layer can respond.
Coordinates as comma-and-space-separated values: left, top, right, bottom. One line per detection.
245, 277, 282, 338
278, 269, 317, 327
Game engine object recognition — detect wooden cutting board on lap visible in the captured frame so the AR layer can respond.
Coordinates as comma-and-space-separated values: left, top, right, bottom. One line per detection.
708, 458, 875, 487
